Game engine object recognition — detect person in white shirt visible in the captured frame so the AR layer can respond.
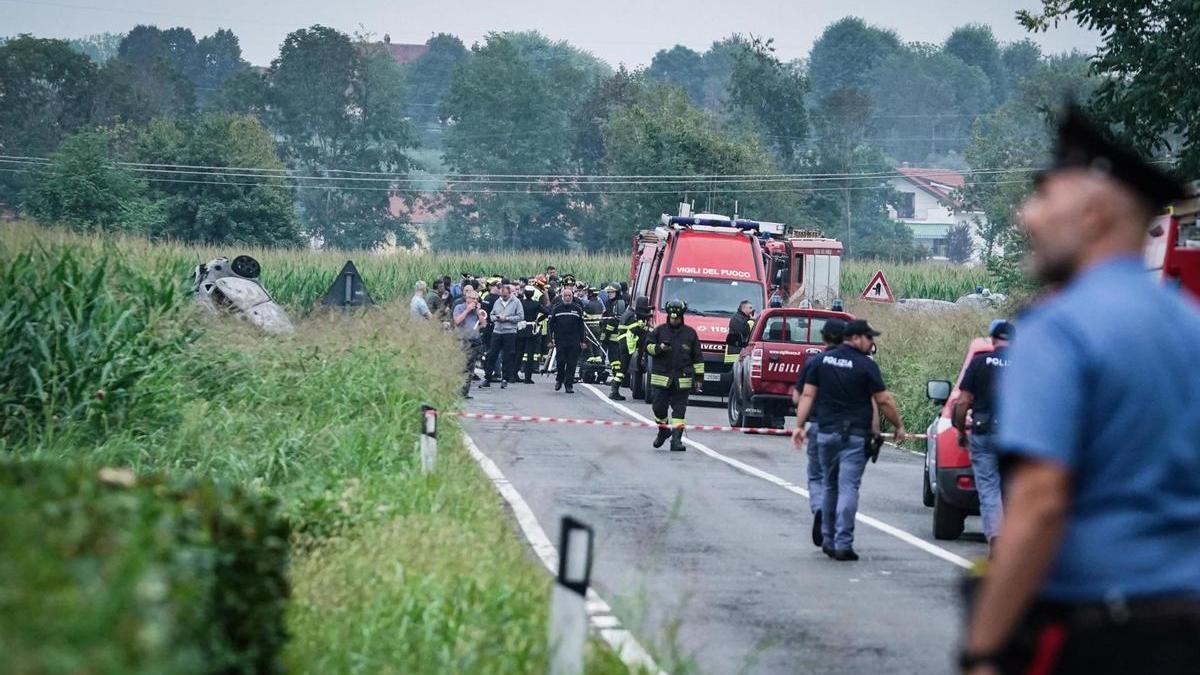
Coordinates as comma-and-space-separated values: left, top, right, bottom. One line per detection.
410, 280, 431, 319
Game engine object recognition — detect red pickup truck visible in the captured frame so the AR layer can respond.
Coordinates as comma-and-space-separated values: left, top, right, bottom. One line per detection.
727, 308, 855, 429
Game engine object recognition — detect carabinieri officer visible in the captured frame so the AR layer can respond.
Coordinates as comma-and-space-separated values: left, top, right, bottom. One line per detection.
960, 106, 1199, 674
792, 319, 905, 561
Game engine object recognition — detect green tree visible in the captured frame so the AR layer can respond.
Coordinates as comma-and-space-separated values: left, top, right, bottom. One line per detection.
944, 24, 1006, 104
1019, 1, 1200, 175
597, 85, 805, 250
22, 130, 160, 233
94, 26, 195, 124
268, 26, 416, 249
645, 36, 747, 113
806, 89, 924, 261
727, 37, 809, 168
807, 17, 901, 101
866, 44, 993, 164
1001, 40, 1042, 96
67, 32, 124, 63
193, 29, 249, 109
404, 33, 468, 145
438, 32, 607, 250
127, 114, 302, 246
946, 223, 973, 263
0, 36, 99, 204
645, 45, 706, 104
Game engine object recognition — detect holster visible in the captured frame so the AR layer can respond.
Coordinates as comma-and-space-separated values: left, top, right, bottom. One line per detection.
972, 412, 995, 435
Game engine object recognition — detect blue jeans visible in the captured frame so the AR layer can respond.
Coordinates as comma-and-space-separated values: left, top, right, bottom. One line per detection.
817, 431, 867, 551
805, 423, 822, 514
969, 433, 1004, 541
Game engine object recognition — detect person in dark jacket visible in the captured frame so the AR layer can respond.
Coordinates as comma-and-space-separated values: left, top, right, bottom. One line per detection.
724, 300, 756, 365
547, 287, 586, 393
644, 299, 704, 451
517, 285, 548, 384
608, 296, 652, 400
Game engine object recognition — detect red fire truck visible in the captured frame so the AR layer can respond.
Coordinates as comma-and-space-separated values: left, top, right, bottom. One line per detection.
627, 208, 770, 400
762, 234, 845, 307
1145, 183, 1200, 300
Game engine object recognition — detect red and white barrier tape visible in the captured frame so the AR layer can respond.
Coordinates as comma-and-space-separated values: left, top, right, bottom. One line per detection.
455, 411, 925, 439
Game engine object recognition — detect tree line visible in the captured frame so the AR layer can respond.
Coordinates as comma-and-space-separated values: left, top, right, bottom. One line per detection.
1, 9, 1193, 270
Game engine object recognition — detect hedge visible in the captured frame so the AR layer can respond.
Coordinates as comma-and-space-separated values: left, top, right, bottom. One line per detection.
0, 461, 289, 675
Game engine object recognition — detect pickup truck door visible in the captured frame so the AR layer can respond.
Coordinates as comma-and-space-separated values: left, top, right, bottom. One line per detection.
756, 315, 822, 389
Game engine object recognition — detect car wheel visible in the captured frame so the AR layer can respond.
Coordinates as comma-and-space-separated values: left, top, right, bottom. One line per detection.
933, 491, 966, 540
922, 451, 935, 508
642, 356, 655, 403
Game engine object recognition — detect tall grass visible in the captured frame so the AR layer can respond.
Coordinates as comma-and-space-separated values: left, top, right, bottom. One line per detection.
0, 226, 635, 674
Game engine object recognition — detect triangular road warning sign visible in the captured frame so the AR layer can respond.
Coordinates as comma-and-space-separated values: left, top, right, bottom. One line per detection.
859, 270, 895, 303
321, 260, 374, 307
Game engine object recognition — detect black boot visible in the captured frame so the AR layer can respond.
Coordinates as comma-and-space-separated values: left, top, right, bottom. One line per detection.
652, 426, 671, 448
608, 381, 626, 401
669, 427, 686, 452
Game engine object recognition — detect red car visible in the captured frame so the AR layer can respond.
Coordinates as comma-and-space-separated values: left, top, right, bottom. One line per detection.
923, 337, 994, 540
727, 307, 855, 430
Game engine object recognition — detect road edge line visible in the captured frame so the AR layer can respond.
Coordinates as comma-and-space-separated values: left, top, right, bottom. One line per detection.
462, 431, 665, 674
579, 384, 972, 570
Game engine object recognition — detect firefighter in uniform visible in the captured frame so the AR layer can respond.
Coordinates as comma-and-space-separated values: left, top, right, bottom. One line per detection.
961, 107, 1200, 675
608, 296, 652, 401
517, 285, 547, 384
724, 300, 756, 366
582, 287, 606, 376
645, 299, 704, 452
547, 286, 585, 393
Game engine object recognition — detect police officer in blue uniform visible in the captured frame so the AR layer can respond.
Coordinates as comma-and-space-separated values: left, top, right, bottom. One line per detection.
961, 107, 1199, 674
792, 319, 906, 560
953, 320, 1013, 552
793, 317, 847, 548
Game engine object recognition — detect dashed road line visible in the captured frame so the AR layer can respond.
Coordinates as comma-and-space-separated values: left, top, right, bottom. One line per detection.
462, 431, 665, 674
579, 384, 973, 570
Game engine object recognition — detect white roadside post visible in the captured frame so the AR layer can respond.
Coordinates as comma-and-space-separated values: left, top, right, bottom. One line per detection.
419, 404, 438, 473
549, 516, 594, 675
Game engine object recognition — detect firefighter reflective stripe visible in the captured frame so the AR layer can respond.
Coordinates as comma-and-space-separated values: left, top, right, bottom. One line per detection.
693, 362, 705, 375
670, 418, 686, 427
647, 342, 659, 355
678, 377, 693, 388
655, 416, 669, 425
723, 350, 739, 364
650, 374, 670, 387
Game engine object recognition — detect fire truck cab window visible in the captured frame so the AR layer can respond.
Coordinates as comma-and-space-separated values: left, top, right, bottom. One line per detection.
660, 277, 763, 316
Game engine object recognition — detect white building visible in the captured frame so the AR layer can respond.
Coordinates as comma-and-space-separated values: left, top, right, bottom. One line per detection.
886, 167, 988, 263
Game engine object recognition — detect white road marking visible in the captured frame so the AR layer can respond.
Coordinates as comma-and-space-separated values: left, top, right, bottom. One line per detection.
463, 432, 665, 674
580, 384, 973, 570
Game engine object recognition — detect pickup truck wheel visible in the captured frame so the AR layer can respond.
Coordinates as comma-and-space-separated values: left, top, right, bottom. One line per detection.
642, 357, 655, 403
932, 491, 966, 540
630, 358, 645, 400
727, 383, 745, 427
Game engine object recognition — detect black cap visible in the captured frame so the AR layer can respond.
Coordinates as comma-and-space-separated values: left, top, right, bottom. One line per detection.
1047, 105, 1186, 209
989, 320, 1014, 340
843, 319, 881, 337
820, 318, 847, 341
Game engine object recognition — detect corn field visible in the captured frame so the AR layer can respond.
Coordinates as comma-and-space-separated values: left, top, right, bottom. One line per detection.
1, 221, 995, 310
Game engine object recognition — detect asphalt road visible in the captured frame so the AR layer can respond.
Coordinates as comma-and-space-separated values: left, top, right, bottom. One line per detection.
463, 378, 988, 675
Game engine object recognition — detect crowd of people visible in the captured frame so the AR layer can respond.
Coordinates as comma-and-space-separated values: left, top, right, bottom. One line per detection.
408, 266, 636, 399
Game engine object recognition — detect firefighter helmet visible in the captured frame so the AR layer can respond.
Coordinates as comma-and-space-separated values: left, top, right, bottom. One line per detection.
604, 284, 618, 294
634, 296, 652, 318
665, 299, 687, 318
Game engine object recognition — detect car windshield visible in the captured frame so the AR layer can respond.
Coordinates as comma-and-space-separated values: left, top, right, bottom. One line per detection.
660, 277, 762, 316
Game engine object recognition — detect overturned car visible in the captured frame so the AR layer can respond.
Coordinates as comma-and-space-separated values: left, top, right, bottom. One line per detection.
191, 255, 293, 334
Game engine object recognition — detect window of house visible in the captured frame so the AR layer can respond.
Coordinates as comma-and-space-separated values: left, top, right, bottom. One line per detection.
896, 192, 916, 219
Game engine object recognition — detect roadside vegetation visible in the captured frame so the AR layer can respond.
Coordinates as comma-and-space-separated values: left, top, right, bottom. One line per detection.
0, 224, 634, 674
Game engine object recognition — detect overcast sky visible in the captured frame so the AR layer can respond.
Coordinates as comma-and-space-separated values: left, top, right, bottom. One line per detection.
3, 0, 1099, 67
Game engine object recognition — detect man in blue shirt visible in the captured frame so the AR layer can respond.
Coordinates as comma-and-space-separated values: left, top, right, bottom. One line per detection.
793, 317, 847, 548
961, 107, 1198, 674
953, 320, 1013, 551
792, 319, 906, 560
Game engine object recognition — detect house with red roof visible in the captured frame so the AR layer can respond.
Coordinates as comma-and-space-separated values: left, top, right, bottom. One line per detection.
887, 166, 987, 262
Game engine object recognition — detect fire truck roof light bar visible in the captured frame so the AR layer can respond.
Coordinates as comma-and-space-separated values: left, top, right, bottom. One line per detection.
661, 214, 785, 235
